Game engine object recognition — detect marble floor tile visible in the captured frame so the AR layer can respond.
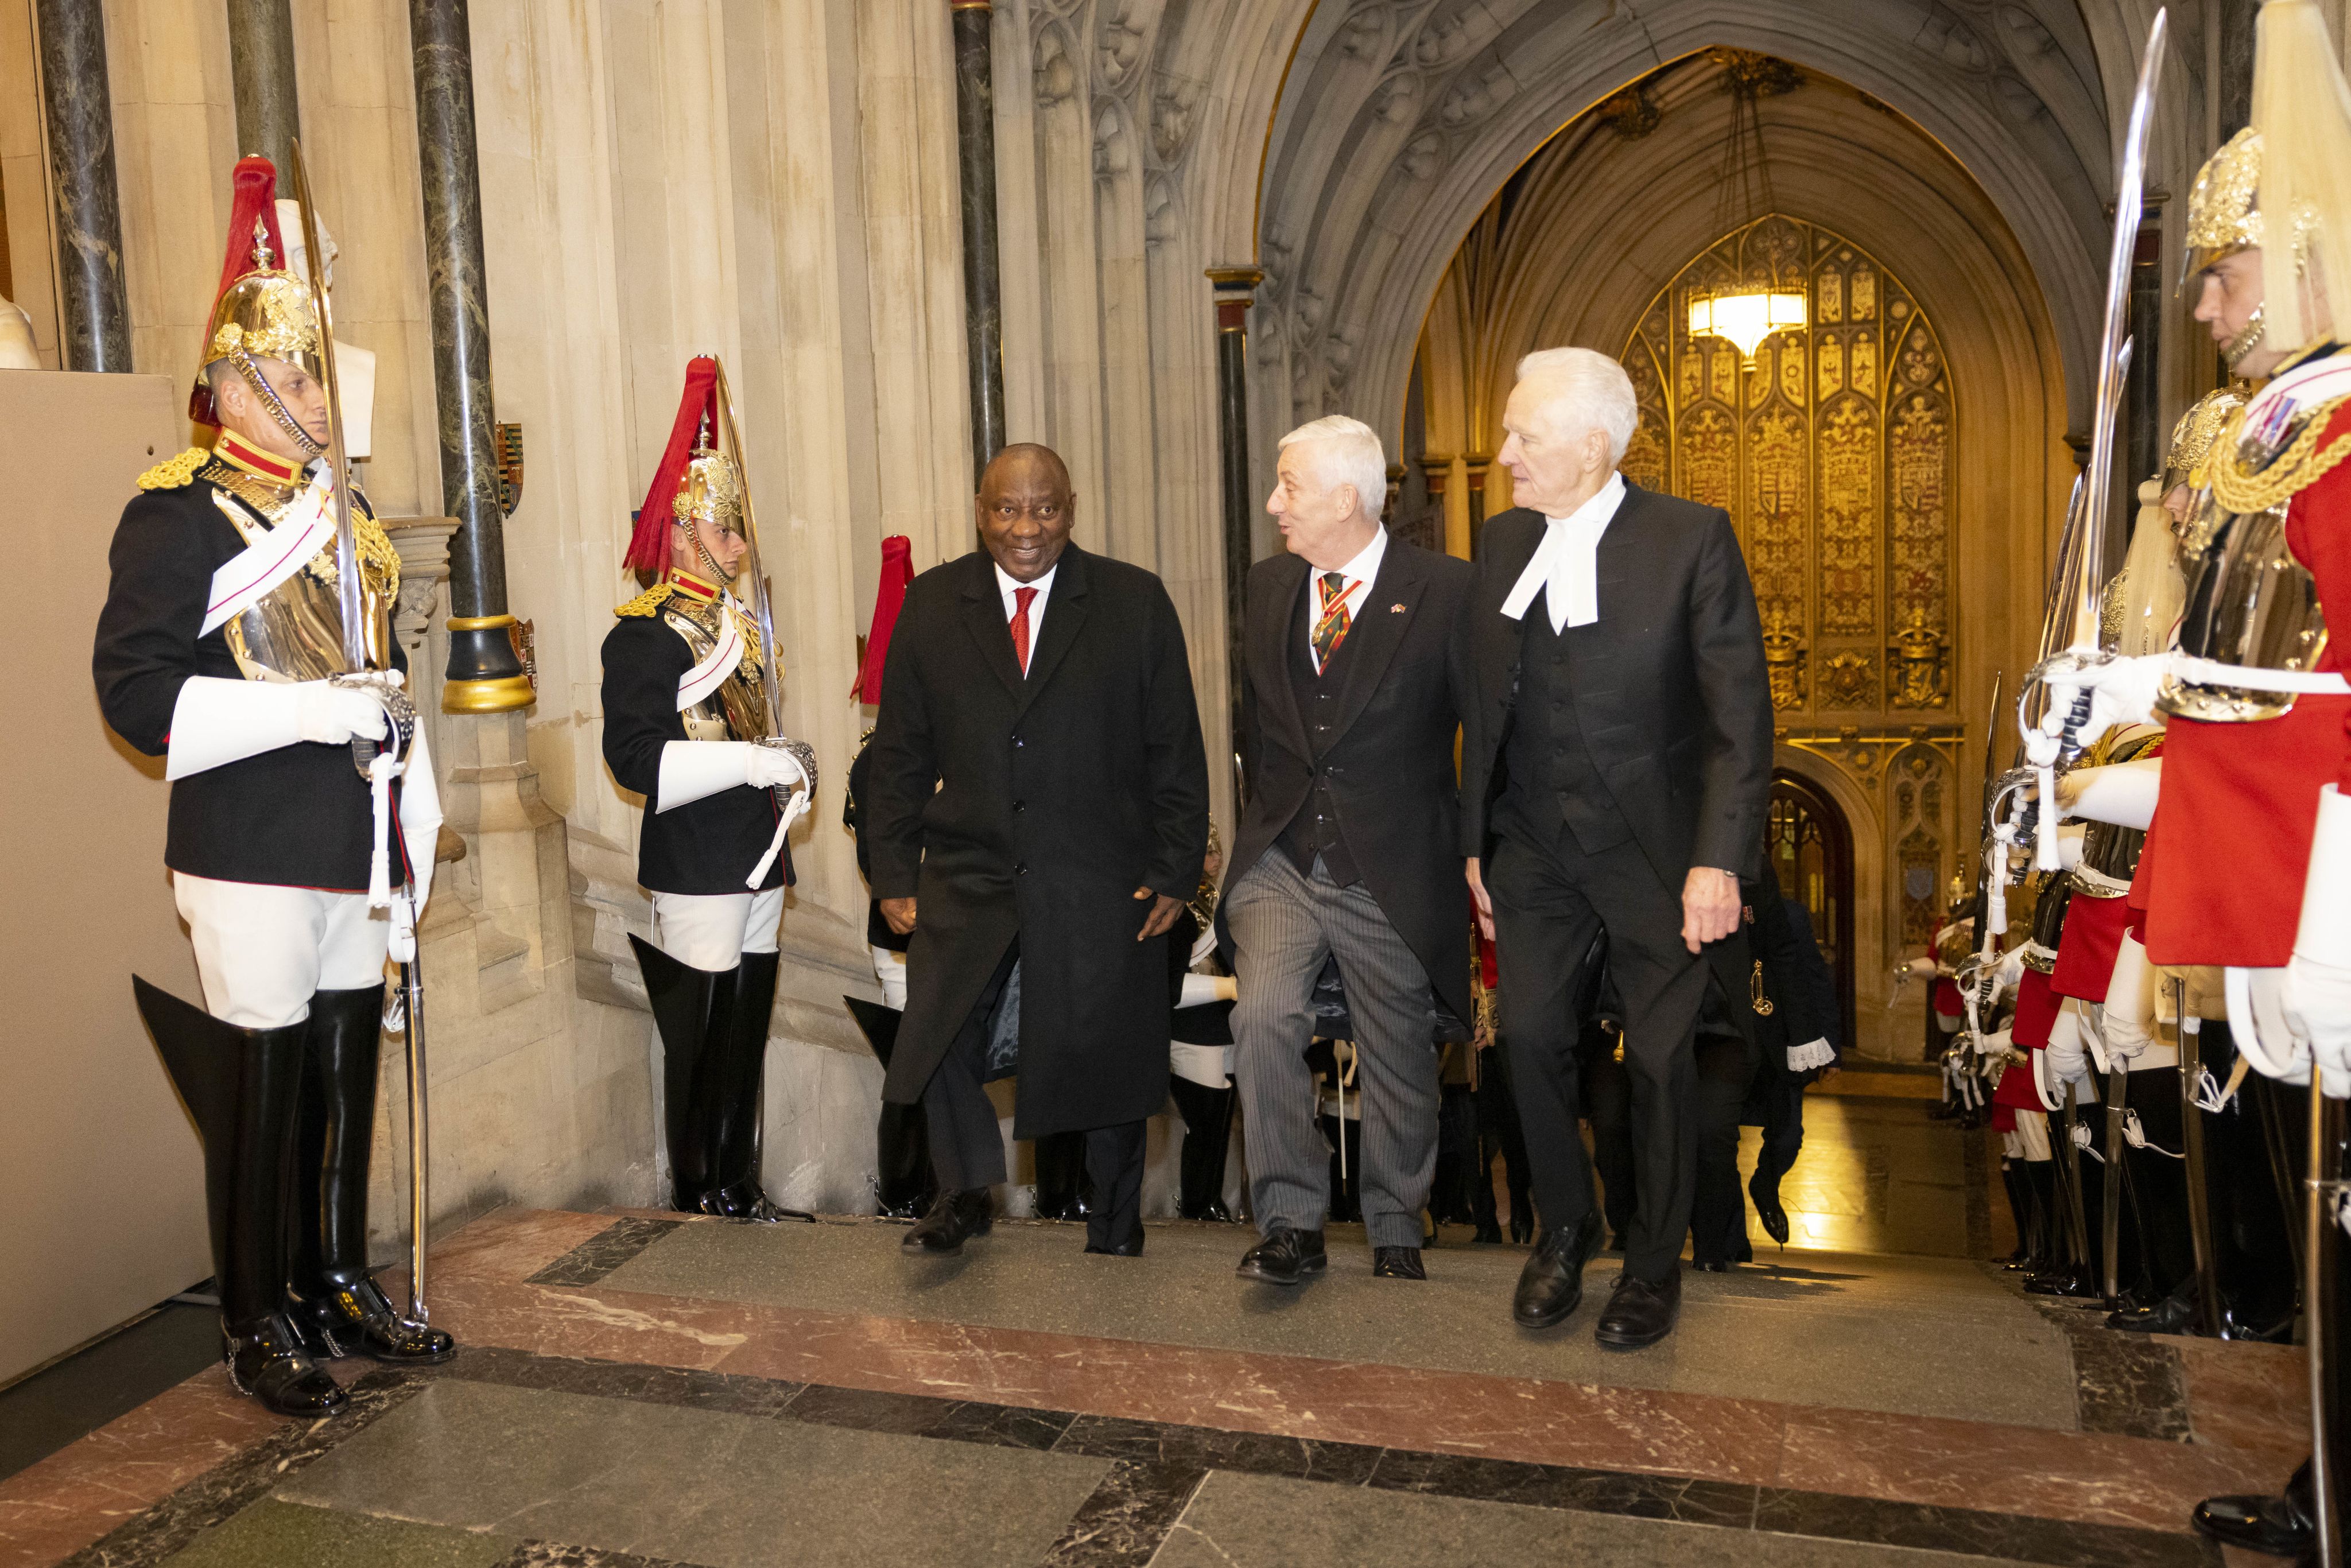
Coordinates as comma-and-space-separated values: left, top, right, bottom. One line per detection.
1149, 1470, 2056, 1568
434, 1208, 629, 1285
2166, 1336, 2309, 1464
0, 1371, 282, 1568
1777, 1403, 2283, 1533
593, 1210, 2074, 1427
154, 1498, 515, 1568
274, 1379, 1111, 1568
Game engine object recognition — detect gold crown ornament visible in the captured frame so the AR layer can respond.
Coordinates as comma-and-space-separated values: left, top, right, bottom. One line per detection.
201, 222, 323, 383
2183, 127, 2267, 281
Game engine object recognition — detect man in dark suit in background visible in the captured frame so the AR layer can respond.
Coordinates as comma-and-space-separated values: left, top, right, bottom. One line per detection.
1461, 347, 1774, 1349
864, 444, 1209, 1259
1220, 415, 1473, 1286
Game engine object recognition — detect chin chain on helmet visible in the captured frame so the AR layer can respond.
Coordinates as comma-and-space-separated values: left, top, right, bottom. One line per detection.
232, 350, 325, 459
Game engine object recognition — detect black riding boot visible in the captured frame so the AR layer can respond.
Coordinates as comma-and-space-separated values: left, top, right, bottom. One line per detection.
1033, 1131, 1092, 1220
699, 952, 810, 1221
1169, 1075, 1237, 1221
288, 985, 455, 1364
633, 935, 735, 1213
845, 996, 938, 1217
2019, 1158, 2058, 1274
135, 979, 346, 1419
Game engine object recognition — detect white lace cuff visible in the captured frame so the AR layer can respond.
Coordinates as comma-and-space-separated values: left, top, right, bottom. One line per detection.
1787, 1037, 1837, 1073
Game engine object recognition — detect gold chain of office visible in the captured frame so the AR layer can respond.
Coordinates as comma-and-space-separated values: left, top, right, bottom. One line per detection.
2209, 395, 2351, 515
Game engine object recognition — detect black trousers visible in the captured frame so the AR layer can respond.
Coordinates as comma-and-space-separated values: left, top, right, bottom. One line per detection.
1587, 1026, 1756, 1266
918, 940, 1147, 1251
1488, 822, 1714, 1282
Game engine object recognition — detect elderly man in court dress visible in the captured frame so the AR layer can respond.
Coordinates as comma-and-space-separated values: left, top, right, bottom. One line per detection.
1460, 348, 1774, 1349
863, 443, 1210, 1260
1219, 415, 1474, 1286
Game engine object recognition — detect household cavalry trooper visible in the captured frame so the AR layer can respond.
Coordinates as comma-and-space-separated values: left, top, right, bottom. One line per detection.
602, 356, 817, 1222
2051, 3, 2351, 1550
92, 155, 452, 1420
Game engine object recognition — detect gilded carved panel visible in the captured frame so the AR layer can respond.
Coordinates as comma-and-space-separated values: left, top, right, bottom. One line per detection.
1620, 216, 1954, 719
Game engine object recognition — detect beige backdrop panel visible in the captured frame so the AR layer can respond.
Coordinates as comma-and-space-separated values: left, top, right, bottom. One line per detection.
0, 370, 208, 1384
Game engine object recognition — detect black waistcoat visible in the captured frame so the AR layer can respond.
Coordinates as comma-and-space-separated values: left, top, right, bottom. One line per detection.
1275, 577, 1362, 886
1499, 590, 1632, 855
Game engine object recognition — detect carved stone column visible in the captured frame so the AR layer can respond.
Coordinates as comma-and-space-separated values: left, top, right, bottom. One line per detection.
1463, 453, 1493, 556
226, 0, 301, 172
950, 0, 1005, 477
1208, 265, 1263, 801
33, 0, 131, 372
1419, 453, 1453, 556
409, 0, 531, 714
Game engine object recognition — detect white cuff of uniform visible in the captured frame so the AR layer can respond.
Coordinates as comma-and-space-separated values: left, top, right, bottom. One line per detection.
1178, 973, 1237, 1008
1786, 1037, 1836, 1073
2297, 786, 2351, 969
656, 740, 754, 812
165, 676, 304, 779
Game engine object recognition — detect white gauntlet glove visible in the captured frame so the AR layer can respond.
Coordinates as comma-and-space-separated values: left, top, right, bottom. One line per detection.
165, 675, 390, 779
2100, 934, 2158, 1063
2040, 651, 2170, 741
2057, 757, 2162, 829
2287, 785, 2351, 1099
389, 727, 443, 963
655, 740, 808, 812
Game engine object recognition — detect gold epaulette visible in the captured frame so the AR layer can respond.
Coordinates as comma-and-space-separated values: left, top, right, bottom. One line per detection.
616, 583, 676, 618
2211, 395, 2351, 514
137, 448, 209, 490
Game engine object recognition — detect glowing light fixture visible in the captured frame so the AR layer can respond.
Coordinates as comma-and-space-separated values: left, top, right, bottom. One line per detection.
1687, 288, 1807, 365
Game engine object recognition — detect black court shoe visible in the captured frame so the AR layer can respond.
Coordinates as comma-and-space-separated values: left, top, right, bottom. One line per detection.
1594, 1269, 1682, 1350
1512, 1210, 1602, 1329
1748, 1167, 1791, 1247
2191, 1458, 2315, 1558
903, 1188, 994, 1255
1372, 1246, 1426, 1280
1236, 1227, 1327, 1286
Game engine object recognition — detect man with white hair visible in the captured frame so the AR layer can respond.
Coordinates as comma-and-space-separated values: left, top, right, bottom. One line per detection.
1460, 348, 1772, 1348
1219, 415, 1474, 1285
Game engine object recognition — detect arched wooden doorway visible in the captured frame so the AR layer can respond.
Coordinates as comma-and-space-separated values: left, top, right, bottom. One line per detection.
1767, 769, 1857, 1051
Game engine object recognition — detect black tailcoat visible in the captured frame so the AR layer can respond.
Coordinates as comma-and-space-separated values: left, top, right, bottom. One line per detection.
92, 473, 408, 891
863, 544, 1210, 1136
599, 614, 791, 896
1219, 537, 1475, 1028
1458, 482, 1774, 1006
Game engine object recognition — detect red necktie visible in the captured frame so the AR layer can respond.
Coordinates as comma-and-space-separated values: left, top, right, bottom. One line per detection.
1011, 585, 1038, 674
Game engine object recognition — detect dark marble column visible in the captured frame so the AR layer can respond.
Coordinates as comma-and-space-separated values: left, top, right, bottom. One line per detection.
226, 0, 301, 172
1419, 454, 1453, 555
34, 0, 131, 371
950, 1, 1005, 479
410, 0, 530, 712
1208, 266, 1262, 801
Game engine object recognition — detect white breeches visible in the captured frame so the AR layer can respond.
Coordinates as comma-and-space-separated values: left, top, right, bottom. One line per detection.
172, 873, 389, 1029
653, 888, 784, 971
870, 944, 908, 1010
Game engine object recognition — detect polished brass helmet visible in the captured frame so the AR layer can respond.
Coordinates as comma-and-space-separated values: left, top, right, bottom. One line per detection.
2184, 127, 2265, 280
199, 218, 324, 387
2164, 387, 2249, 491
672, 448, 744, 534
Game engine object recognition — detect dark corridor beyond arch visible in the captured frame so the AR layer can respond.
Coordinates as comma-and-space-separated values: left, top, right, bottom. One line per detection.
1767, 770, 1857, 1053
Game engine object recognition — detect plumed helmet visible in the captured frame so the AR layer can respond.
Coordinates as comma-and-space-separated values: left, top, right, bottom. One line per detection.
673, 449, 743, 531
190, 157, 321, 425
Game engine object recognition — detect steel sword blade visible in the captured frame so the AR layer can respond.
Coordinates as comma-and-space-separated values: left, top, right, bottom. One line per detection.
285, 142, 368, 675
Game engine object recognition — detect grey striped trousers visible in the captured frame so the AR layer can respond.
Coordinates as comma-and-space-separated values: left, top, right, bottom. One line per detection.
1224, 851, 1440, 1249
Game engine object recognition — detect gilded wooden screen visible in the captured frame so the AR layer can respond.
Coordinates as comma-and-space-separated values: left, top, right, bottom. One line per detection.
1619, 216, 1956, 716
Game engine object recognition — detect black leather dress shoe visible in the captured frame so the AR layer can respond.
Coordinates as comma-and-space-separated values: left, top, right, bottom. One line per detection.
903, 1188, 994, 1255
1372, 1247, 1426, 1279
1084, 1237, 1145, 1257
1512, 1211, 1602, 1329
1692, 1260, 1729, 1273
1748, 1168, 1791, 1246
1595, 1269, 1682, 1350
2108, 1286, 2196, 1333
2192, 1458, 2315, 1557
1236, 1227, 1327, 1286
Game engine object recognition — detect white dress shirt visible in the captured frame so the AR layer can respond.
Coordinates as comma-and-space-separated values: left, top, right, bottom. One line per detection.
1305, 526, 1388, 672
1499, 471, 1627, 632
995, 561, 1057, 671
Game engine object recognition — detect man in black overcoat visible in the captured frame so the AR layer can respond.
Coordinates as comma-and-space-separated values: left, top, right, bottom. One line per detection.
1461, 347, 1773, 1349
864, 444, 1210, 1257
1217, 414, 1473, 1286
